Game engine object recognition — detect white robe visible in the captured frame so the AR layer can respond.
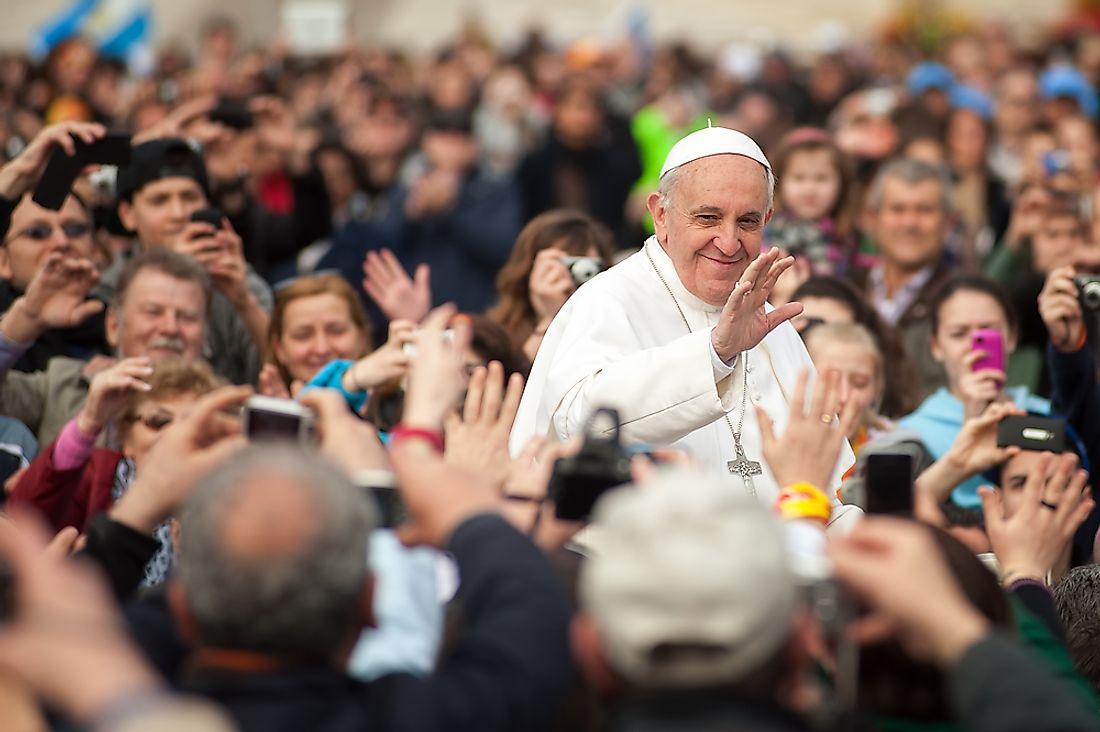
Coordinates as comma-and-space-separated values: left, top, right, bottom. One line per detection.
511, 237, 861, 530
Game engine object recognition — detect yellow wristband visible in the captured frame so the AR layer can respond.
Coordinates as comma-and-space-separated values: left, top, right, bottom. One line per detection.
775, 482, 833, 524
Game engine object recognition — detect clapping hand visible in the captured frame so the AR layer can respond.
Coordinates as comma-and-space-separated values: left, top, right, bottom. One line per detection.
979, 452, 1093, 585
362, 249, 432, 324
711, 248, 804, 361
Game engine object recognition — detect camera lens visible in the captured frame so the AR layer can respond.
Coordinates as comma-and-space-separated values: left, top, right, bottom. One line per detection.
1084, 282, 1100, 310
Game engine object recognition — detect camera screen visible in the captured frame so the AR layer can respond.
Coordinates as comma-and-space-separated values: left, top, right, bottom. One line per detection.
864, 453, 914, 516
246, 408, 303, 442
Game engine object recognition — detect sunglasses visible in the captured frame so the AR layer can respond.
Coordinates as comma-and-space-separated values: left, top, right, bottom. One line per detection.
9, 222, 93, 242
124, 411, 175, 431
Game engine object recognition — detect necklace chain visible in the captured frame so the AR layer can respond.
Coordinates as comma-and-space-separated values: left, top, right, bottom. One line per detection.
644, 246, 757, 495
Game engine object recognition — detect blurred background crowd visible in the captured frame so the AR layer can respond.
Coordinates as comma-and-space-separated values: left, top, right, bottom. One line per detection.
3, 0, 1100, 731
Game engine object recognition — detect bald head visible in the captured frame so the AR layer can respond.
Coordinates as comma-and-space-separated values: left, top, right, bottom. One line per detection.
177, 446, 377, 665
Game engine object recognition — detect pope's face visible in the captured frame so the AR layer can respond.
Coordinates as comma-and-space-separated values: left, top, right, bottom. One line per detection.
649, 154, 772, 307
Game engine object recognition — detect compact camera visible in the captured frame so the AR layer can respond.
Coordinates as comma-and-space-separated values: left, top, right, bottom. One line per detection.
561, 256, 604, 287
548, 407, 632, 521
1075, 275, 1100, 313
242, 395, 316, 444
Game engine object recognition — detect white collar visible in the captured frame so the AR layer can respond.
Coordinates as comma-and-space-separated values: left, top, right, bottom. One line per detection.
643, 236, 724, 315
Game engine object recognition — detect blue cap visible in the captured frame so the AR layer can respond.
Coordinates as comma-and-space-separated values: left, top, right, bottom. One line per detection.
950, 84, 994, 120
907, 62, 956, 95
1038, 64, 1099, 119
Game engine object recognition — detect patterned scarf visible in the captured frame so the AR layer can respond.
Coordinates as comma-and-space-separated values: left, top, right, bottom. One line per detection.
111, 457, 174, 587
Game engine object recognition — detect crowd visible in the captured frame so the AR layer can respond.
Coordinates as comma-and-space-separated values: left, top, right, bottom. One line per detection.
2, 7, 1100, 732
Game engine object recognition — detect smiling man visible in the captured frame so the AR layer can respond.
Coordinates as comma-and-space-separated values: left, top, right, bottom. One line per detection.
851, 158, 953, 397
511, 127, 860, 527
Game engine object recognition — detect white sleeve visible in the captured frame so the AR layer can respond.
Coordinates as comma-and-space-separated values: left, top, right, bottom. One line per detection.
551, 327, 741, 446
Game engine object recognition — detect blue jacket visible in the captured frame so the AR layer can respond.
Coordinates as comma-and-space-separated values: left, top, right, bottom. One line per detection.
899, 386, 1051, 507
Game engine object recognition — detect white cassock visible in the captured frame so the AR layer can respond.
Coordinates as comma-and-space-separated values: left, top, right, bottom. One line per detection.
511, 236, 862, 531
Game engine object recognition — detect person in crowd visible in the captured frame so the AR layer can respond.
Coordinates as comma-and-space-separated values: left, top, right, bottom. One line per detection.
790, 276, 919, 417
488, 210, 616, 360
850, 157, 955, 397
763, 128, 859, 281
802, 322, 931, 498
10, 357, 222, 585
513, 126, 861, 529
899, 274, 1051, 507
1055, 565, 1100, 696
118, 306, 576, 731
100, 137, 272, 384
258, 273, 373, 397
0, 122, 112, 371
989, 66, 1040, 187
517, 76, 641, 244
0, 248, 210, 444
944, 104, 1011, 250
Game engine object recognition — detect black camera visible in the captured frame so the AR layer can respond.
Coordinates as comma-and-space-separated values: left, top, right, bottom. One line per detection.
1075, 275, 1100, 313
549, 407, 633, 521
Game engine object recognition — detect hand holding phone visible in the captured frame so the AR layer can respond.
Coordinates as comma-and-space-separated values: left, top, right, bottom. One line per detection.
32, 131, 131, 210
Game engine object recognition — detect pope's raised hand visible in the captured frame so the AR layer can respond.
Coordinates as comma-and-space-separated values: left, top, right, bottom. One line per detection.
711, 249, 803, 362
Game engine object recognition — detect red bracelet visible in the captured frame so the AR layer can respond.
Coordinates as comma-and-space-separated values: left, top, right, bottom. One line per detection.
390, 425, 445, 452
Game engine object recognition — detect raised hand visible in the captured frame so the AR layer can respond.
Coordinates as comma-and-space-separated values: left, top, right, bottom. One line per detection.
0, 122, 107, 199
944, 402, 1024, 478
711, 248, 803, 361
298, 388, 389, 475
444, 361, 524, 491
757, 368, 859, 491
76, 357, 155, 437
342, 319, 415, 392
1, 252, 103, 344
362, 249, 432, 324
958, 349, 1006, 419
979, 452, 1093, 584
400, 305, 471, 431
257, 363, 293, 399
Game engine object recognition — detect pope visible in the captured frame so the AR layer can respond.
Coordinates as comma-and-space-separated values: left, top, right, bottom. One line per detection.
510, 126, 861, 529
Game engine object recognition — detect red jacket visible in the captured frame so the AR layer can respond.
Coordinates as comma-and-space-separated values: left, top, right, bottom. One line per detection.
10, 439, 123, 532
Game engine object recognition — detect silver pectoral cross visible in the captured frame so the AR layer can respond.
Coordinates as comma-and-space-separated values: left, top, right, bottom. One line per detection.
727, 433, 762, 496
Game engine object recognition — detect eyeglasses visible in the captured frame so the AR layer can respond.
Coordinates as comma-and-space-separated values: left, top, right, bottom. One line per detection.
124, 411, 175, 431
7, 221, 93, 243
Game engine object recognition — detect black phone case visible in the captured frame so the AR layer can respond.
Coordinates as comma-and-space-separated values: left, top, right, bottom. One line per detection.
32, 132, 131, 210
996, 415, 1067, 452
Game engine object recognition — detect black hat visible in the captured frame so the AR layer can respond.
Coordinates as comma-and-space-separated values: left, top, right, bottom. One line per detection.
115, 138, 210, 202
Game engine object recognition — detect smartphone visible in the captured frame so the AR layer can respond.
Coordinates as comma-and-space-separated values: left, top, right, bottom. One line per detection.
190, 207, 225, 228
997, 415, 1067, 453
242, 395, 315, 444
864, 453, 914, 516
209, 98, 254, 130
32, 131, 132, 210
970, 329, 1005, 374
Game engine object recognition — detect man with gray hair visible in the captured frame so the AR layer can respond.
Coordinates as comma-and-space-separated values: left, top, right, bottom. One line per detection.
512, 126, 860, 528
152, 442, 575, 731
852, 157, 954, 395
0, 247, 211, 443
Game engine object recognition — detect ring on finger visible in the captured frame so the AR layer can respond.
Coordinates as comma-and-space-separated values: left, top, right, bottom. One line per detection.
1040, 499, 1058, 511
819, 413, 834, 425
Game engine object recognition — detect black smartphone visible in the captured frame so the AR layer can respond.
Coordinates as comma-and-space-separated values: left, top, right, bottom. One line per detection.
32, 131, 132, 210
864, 453, 914, 516
209, 98, 254, 130
189, 207, 224, 228
997, 415, 1067, 453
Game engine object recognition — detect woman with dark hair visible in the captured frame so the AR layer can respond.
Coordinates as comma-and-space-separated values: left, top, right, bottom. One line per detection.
792, 276, 919, 418
899, 274, 1051, 508
487, 210, 615, 359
